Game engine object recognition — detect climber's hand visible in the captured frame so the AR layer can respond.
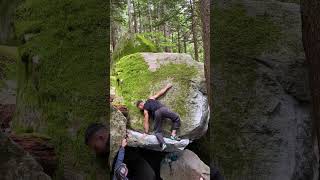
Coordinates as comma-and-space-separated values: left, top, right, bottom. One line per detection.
121, 138, 127, 148
141, 133, 148, 139
166, 83, 173, 89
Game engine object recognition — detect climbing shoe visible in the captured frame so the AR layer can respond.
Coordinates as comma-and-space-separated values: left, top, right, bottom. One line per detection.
170, 135, 181, 141
161, 143, 167, 151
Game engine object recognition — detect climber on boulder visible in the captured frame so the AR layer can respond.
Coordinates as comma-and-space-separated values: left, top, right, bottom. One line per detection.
136, 83, 181, 151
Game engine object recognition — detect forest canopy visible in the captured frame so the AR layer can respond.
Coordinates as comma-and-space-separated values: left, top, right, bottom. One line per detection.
111, 0, 204, 62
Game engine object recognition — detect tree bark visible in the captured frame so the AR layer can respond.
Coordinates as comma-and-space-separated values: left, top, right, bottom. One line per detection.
127, 0, 132, 33
137, 0, 142, 32
189, 0, 199, 61
200, 0, 211, 107
301, 0, 320, 160
163, 4, 170, 52
177, 26, 181, 53
148, 0, 152, 32
183, 34, 187, 53
132, 0, 138, 33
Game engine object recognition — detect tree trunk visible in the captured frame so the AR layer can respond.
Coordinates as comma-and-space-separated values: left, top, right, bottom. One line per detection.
132, 0, 138, 33
172, 32, 174, 52
189, 0, 199, 61
127, 0, 132, 33
163, 4, 170, 52
137, 0, 142, 32
111, 24, 118, 52
148, 0, 152, 32
183, 34, 187, 53
200, 0, 211, 107
177, 26, 181, 53
301, 0, 320, 162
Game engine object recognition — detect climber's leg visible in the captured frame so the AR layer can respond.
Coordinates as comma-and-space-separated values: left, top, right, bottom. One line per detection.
153, 109, 165, 147
160, 107, 181, 138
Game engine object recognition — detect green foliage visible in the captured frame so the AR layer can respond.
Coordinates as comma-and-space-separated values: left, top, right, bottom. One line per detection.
113, 53, 197, 130
14, 0, 109, 179
112, 0, 204, 61
112, 33, 158, 62
212, 5, 281, 178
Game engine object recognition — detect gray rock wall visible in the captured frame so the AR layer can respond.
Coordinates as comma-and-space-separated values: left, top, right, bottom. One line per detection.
213, 0, 318, 179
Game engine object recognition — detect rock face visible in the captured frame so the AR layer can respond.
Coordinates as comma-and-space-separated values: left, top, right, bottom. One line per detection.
113, 53, 209, 146
160, 149, 210, 180
126, 130, 190, 152
213, 1, 318, 179
0, 132, 51, 180
9, 134, 57, 177
109, 106, 127, 166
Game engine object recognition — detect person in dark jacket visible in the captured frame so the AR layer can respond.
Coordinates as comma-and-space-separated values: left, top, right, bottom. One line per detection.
136, 83, 181, 151
113, 138, 129, 180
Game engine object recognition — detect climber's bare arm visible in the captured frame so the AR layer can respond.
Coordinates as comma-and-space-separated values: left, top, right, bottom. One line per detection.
149, 83, 173, 100
143, 110, 149, 133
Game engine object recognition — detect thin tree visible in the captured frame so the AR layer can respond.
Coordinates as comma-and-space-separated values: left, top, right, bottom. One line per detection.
127, 0, 132, 33
189, 0, 199, 61
200, 0, 210, 106
148, 0, 152, 32
137, 0, 143, 32
132, 0, 138, 33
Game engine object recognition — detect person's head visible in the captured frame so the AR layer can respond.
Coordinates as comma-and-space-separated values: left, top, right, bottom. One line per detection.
85, 123, 109, 155
136, 100, 144, 110
115, 163, 128, 180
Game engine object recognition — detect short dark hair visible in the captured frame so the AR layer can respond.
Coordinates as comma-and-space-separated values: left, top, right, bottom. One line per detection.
85, 123, 105, 145
136, 100, 143, 107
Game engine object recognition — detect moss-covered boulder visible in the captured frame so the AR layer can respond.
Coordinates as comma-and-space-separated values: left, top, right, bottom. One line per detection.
13, 0, 109, 179
112, 53, 209, 143
111, 34, 158, 62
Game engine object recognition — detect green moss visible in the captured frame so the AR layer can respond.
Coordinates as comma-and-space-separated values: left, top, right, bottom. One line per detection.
211, 5, 281, 178
113, 53, 197, 130
13, 0, 109, 179
112, 34, 158, 62
0, 45, 18, 87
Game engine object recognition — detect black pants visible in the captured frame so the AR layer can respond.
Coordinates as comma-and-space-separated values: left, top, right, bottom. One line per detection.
153, 107, 181, 146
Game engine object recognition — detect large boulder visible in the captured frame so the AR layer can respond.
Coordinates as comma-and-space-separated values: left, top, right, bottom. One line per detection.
111, 34, 158, 62
213, 1, 318, 179
112, 53, 209, 141
160, 149, 210, 180
0, 132, 51, 180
